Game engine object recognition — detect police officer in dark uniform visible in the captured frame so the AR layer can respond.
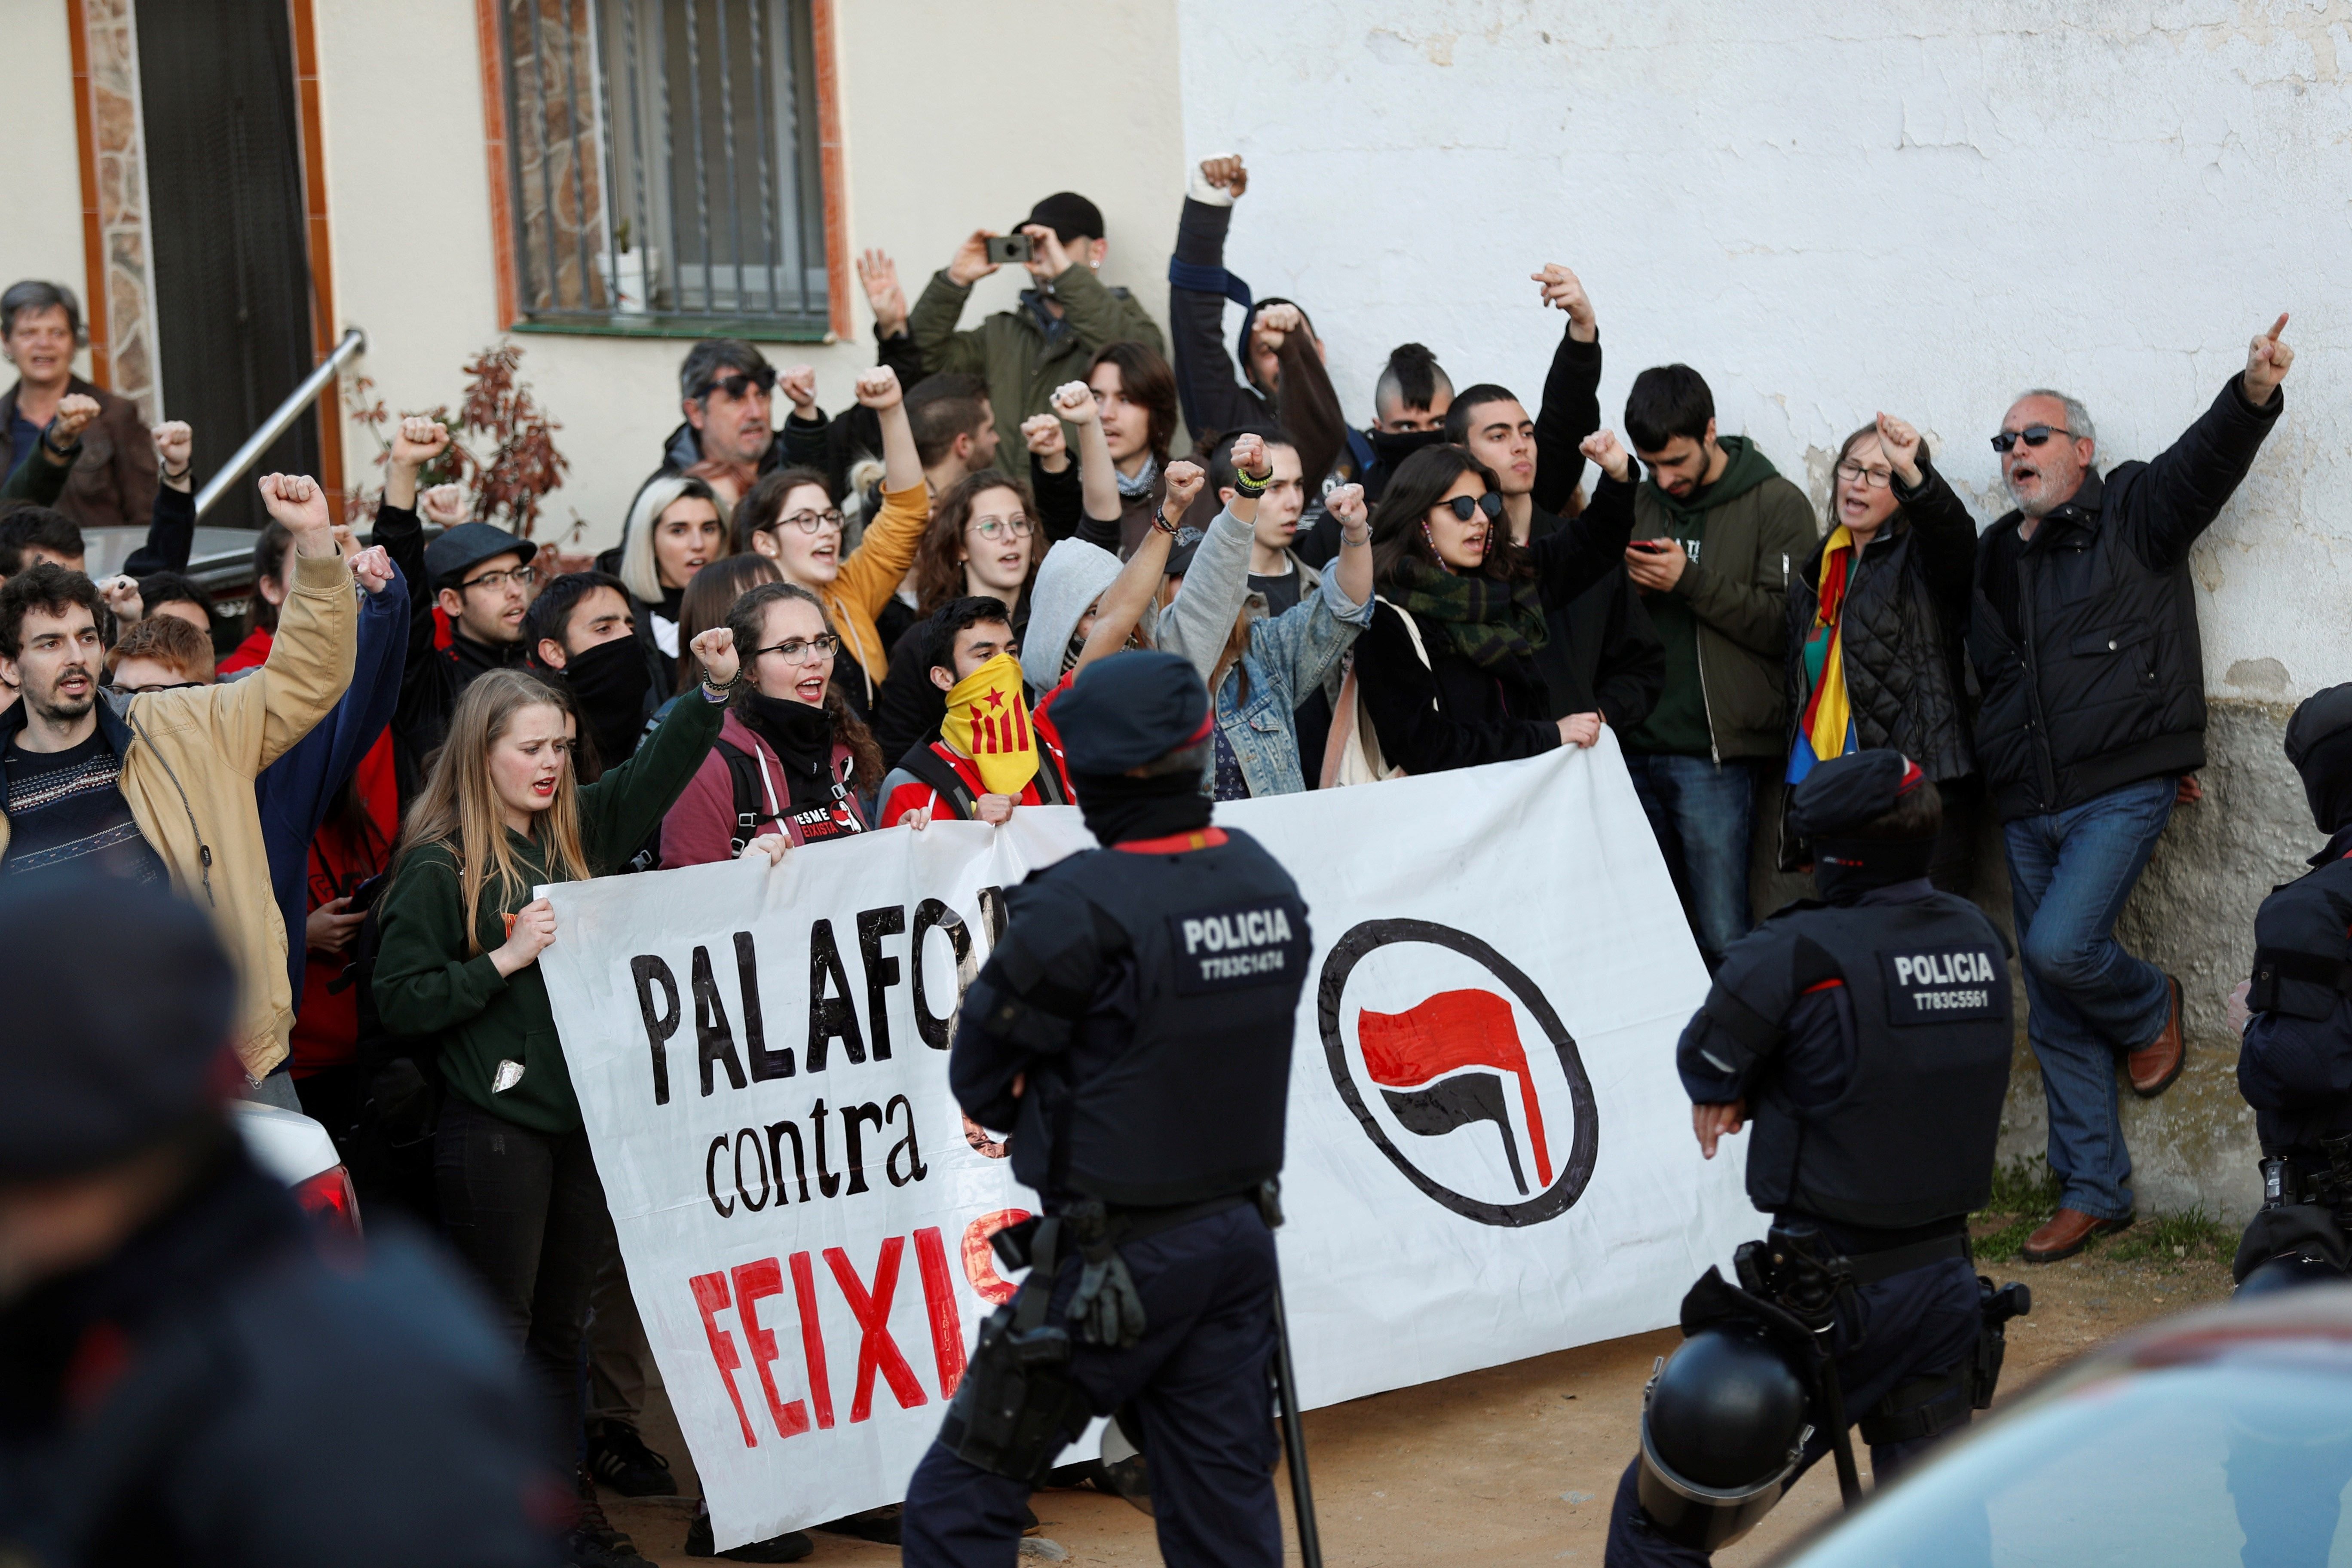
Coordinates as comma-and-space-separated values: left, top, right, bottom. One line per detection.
1605, 750, 2021, 1565
0, 878, 557, 1568
2235, 682, 2352, 1286
900, 650, 1312, 1568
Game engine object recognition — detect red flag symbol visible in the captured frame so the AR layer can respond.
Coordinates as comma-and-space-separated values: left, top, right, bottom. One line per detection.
1357, 989, 1553, 1188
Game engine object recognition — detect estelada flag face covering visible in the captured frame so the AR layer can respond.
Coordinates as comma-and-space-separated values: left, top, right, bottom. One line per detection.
941, 651, 1040, 795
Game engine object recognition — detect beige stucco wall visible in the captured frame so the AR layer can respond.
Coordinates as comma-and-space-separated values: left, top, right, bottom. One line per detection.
307, 0, 1185, 552
1, 0, 98, 384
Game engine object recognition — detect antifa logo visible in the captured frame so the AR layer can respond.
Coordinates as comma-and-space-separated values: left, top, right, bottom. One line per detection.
1320, 919, 1598, 1227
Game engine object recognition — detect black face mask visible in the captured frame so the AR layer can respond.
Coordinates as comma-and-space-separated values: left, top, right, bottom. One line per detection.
1810, 836, 1936, 904
1369, 426, 1446, 468
563, 636, 652, 771
742, 689, 836, 784
2297, 729, 2352, 837
1070, 767, 1211, 848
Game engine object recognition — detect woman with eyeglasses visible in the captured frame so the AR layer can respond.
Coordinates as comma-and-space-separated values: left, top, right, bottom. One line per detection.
1343, 441, 1636, 777
658, 581, 889, 867
729, 366, 927, 722
618, 474, 727, 692
1779, 412, 1981, 889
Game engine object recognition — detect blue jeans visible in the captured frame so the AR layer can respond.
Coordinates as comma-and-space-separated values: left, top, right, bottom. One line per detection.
1625, 754, 1757, 968
2002, 776, 2176, 1220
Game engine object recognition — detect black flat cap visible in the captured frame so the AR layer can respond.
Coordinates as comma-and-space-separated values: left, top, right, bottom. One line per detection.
1054, 650, 1213, 775
1789, 749, 1924, 839
0, 877, 238, 1182
424, 521, 536, 588
1024, 192, 1105, 245
2288, 684, 2352, 769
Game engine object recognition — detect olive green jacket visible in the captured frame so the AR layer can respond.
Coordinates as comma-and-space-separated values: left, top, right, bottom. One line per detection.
909, 263, 1166, 472
371, 689, 727, 1134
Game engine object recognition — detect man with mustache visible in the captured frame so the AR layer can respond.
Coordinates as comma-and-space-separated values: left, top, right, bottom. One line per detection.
1977, 316, 2294, 1263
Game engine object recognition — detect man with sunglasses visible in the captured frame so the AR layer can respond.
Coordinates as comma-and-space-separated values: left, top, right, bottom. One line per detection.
1976, 316, 2294, 1264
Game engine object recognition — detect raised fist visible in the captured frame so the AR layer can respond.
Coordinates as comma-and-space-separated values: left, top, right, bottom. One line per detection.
2247, 313, 2294, 404
348, 544, 395, 596
1230, 431, 1269, 482
1874, 413, 1923, 486
1252, 302, 1303, 352
151, 420, 193, 477
391, 416, 450, 472
420, 484, 469, 526
97, 575, 144, 623
48, 394, 100, 447
1050, 380, 1099, 426
258, 472, 334, 548
779, 364, 818, 415
1021, 413, 1068, 462
1199, 155, 1249, 199
1163, 459, 1206, 522
690, 625, 740, 688
1580, 429, 1632, 484
1326, 483, 1369, 533
853, 366, 903, 411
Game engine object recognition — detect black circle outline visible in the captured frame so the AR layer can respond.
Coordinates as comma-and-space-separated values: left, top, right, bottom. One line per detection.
1318, 918, 1600, 1226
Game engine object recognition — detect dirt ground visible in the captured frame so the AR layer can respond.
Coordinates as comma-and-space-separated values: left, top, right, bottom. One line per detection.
604, 1216, 2237, 1567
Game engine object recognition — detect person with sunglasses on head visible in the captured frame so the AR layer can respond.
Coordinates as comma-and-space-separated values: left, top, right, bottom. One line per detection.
1975, 316, 2295, 1265
658, 582, 889, 867
1779, 413, 1981, 893
729, 367, 929, 722
1341, 435, 1636, 779
608, 341, 788, 580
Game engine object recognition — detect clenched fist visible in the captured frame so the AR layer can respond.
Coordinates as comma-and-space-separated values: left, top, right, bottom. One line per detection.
1199, 155, 1249, 199
1050, 380, 1099, 426
391, 416, 450, 473
1163, 459, 1207, 524
1580, 429, 1632, 484
853, 366, 903, 411
779, 364, 818, 416
152, 420, 193, 480
690, 625, 741, 688
420, 484, 469, 527
46, 394, 100, 450
1021, 413, 1068, 467
1230, 432, 1269, 482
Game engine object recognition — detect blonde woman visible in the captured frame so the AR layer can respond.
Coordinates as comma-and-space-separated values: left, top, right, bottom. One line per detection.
617, 472, 727, 687
371, 632, 747, 1544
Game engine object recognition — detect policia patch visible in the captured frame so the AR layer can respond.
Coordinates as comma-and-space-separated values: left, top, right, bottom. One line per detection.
1877, 945, 2005, 1024
1170, 898, 1309, 994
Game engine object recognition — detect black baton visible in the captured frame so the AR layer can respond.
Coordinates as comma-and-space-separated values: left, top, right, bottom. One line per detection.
1269, 1268, 1323, 1568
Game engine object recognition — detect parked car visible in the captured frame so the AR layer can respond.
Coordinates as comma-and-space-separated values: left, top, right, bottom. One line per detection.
230, 1098, 362, 1239
1771, 1283, 2352, 1565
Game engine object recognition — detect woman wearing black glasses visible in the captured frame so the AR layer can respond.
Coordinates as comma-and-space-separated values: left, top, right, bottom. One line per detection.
1341, 440, 1635, 777
729, 366, 928, 720
658, 580, 888, 867
1777, 412, 1981, 890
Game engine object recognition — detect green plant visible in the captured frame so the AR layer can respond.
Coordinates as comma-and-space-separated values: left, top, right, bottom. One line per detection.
2105, 1206, 2233, 1264
1970, 1156, 2063, 1259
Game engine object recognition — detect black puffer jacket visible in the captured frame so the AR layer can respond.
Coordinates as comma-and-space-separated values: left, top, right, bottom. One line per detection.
1782, 454, 1978, 784
1968, 376, 2282, 821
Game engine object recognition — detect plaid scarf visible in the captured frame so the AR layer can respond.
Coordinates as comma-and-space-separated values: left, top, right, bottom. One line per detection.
1387, 557, 1549, 672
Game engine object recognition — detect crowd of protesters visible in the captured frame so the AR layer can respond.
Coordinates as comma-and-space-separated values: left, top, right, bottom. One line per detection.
0, 147, 2296, 1563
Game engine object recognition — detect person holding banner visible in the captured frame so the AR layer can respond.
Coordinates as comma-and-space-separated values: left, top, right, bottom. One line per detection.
1605, 749, 2020, 1565
371, 627, 743, 1568
902, 649, 1313, 1568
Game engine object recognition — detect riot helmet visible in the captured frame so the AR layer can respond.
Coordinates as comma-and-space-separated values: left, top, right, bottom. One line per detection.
1635, 1320, 1813, 1550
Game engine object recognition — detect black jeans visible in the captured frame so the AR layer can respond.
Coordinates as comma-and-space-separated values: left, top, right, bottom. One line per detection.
433, 1093, 621, 1456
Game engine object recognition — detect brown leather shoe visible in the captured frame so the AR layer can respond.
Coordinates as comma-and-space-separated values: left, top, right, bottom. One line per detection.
2127, 974, 2187, 1098
2021, 1207, 2134, 1264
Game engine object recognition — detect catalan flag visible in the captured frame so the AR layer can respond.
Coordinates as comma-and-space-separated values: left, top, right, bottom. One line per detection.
1787, 524, 1859, 784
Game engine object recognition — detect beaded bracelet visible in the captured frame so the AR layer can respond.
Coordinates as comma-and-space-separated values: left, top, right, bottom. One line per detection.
1232, 468, 1271, 497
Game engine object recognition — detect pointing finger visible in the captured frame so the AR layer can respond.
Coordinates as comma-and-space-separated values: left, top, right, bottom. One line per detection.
2268, 312, 2289, 343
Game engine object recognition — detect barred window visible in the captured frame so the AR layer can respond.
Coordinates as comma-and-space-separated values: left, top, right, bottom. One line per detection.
498, 0, 830, 334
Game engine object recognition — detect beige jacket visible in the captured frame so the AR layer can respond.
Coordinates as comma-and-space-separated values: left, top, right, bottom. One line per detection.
0, 550, 357, 1076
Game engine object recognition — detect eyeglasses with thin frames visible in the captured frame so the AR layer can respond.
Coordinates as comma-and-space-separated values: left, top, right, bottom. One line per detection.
1835, 460, 1894, 490
1990, 425, 2076, 454
968, 515, 1035, 541
755, 634, 840, 665
460, 566, 534, 591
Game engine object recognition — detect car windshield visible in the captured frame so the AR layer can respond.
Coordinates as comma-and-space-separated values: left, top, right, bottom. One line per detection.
1782, 1353, 2352, 1566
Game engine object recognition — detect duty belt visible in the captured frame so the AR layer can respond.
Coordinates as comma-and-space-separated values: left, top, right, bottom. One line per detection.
991, 1192, 1255, 1275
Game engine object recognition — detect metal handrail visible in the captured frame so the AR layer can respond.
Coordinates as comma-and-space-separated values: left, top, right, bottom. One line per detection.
193, 326, 367, 520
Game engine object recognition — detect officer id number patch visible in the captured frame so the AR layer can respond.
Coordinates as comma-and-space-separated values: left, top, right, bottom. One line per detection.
1170, 899, 1308, 995
1877, 946, 2005, 1025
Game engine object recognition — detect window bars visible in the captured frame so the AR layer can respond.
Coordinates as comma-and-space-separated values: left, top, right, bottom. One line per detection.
501, 0, 828, 331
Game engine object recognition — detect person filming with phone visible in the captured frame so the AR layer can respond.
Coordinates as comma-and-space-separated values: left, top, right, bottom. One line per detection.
910, 193, 1166, 471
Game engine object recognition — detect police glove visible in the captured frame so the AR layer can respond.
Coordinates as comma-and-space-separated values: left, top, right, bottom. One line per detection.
1068, 1249, 1147, 1348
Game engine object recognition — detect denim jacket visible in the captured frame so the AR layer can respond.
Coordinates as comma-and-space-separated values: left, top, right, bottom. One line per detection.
1208, 560, 1373, 797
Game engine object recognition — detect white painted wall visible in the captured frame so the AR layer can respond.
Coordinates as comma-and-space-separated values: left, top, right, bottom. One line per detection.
309, 0, 1185, 552
1177, 0, 2352, 703
0, 0, 96, 382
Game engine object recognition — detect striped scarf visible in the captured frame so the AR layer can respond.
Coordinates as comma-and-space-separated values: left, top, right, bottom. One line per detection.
1787, 525, 1859, 783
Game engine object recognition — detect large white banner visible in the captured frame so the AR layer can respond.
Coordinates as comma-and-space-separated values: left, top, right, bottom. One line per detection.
539, 736, 1746, 1548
